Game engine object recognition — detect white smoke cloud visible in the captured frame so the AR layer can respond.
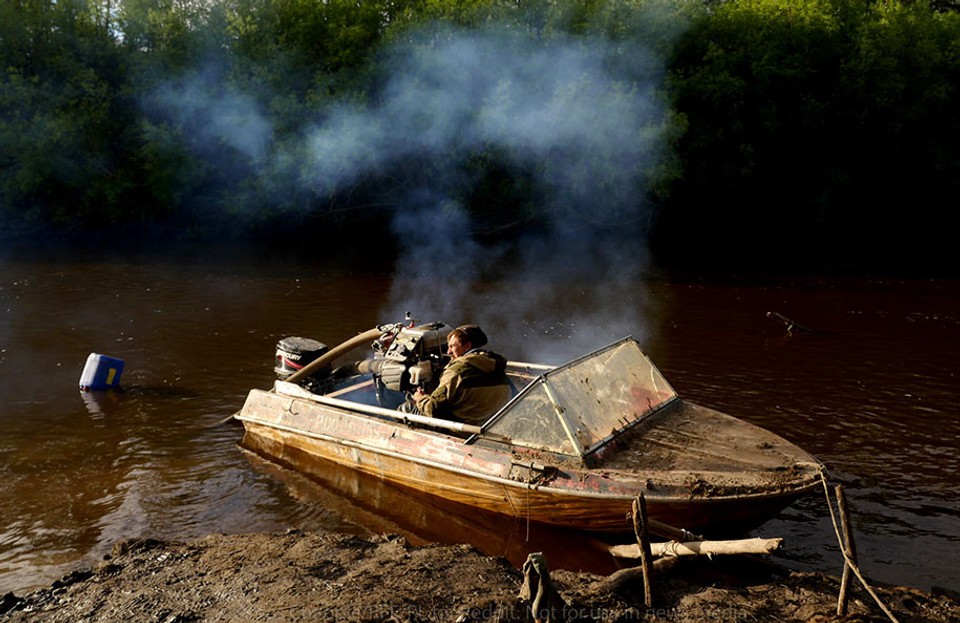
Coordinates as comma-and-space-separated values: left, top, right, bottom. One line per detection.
301, 28, 662, 216
147, 67, 273, 168
144, 23, 672, 363
322, 27, 668, 362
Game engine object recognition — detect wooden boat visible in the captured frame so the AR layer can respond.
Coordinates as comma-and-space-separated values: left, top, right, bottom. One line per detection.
235, 322, 824, 536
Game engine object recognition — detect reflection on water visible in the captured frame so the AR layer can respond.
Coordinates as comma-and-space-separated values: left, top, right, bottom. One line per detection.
238, 447, 623, 576
0, 255, 957, 594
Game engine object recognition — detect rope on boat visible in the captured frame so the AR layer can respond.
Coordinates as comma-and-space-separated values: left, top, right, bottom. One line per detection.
525, 486, 531, 543
819, 469, 901, 623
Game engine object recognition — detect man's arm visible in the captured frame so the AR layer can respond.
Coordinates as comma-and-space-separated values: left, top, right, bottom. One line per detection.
415, 367, 461, 418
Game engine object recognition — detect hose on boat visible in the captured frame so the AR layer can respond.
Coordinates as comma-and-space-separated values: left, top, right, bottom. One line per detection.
284, 327, 383, 384
219, 328, 384, 426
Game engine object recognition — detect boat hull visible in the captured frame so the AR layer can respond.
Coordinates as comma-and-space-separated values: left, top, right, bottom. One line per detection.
236, 388, 821, 535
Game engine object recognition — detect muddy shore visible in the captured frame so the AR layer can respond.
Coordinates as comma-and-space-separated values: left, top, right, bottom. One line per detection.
2, 530, 957, 623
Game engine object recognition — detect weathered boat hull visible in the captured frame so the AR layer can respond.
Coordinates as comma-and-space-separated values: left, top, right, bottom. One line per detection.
236, 443, 624, 575
237, 387, 822, 535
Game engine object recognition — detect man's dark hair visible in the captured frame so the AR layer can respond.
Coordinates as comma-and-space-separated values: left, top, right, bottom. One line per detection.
452, 324, 488, 348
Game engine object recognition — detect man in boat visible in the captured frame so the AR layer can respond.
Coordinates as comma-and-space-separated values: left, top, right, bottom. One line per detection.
410, 324, 512, 426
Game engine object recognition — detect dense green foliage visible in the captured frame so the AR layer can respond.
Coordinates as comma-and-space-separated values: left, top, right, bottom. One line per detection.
662, 0, 960, 267
1, 0, 958, 268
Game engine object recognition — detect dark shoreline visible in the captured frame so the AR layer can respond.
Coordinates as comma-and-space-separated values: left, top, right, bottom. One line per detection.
4, 228, 960, 281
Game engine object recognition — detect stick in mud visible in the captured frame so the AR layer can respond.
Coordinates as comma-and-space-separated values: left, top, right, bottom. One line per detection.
631, 494, 655, 609
836, 484, 859, 616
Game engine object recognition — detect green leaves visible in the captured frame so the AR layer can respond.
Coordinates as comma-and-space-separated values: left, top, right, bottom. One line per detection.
2, 0, 959, 268
658, 0, 960, 264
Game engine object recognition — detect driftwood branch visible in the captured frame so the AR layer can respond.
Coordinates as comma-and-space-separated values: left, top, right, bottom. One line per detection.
820, 471, 902, 623
646, 518, 702, 543
610, 537, 783, 559
766, 311, 813, 334
836, 485, 859, 616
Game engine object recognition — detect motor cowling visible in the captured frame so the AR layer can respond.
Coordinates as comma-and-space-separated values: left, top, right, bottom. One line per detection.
274, 337, 329, 380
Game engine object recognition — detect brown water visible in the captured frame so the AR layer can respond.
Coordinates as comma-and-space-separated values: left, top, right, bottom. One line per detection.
1, 251, 957, 594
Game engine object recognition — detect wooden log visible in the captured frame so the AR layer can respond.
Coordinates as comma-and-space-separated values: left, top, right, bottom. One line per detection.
836, 484, 858, 617
631, 494, 654, 609
609, 537, 783, 559
646, 518, 702, 543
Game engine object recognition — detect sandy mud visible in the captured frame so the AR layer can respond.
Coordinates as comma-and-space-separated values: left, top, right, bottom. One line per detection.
2, 530, 957, 622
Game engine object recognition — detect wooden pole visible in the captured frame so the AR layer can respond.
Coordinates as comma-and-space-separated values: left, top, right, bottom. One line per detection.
836, 484, 858, 617
610, 537, 783, 559
631, 494, 654, 609
646, 518, 701, 543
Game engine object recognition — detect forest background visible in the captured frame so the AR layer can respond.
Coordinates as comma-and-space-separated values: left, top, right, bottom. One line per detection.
2, 0, 959, 273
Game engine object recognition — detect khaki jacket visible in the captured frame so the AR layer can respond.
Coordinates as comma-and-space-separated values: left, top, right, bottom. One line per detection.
415, 350, 512, 425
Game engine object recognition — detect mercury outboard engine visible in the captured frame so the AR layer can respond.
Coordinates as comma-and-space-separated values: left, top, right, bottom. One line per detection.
274, 336, 329, 380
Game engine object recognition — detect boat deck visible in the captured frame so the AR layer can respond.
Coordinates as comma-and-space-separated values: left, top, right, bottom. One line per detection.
595, 400, 822, 496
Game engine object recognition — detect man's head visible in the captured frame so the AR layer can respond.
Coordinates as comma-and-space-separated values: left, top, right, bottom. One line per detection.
448, 324, 487, 359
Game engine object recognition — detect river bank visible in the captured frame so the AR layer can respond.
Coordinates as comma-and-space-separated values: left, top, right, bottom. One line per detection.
2, 530, 957, 623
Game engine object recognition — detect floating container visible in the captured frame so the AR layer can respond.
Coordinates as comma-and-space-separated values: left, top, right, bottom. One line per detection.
274, 337, 328, 379
79, 353, 125, 391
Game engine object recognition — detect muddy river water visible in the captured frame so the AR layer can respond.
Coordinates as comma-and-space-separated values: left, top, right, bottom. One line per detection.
1, 249, 957, 594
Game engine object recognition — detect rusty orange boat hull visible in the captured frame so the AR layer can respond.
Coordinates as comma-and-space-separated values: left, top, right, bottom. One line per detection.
237, 387, 822, 535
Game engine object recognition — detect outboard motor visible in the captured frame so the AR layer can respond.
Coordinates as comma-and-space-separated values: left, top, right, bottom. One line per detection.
272, 320, 450, 402
274, 336, 329, 380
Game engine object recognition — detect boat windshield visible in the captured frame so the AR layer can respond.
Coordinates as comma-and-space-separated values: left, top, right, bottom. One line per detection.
480, 337, 677, 457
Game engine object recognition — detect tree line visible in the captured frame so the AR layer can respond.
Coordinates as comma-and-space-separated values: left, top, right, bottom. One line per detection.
1, 0, 958, 270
